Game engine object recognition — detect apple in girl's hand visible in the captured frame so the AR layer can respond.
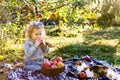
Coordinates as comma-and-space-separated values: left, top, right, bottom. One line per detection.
56, 57, 63, 62
51, 64, 58, 68
38, 38, 42, 42
43, 61, 51, 67
57, 61, 64, 67
79, 72, 87, 79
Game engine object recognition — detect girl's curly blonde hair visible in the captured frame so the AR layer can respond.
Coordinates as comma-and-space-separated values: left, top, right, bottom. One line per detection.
25, 21, 46, 39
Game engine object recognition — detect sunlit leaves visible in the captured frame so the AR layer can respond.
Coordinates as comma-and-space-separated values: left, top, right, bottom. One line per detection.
0, 55, 4, 60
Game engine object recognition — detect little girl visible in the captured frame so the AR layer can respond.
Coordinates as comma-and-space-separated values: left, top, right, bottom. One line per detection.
7, 21, 78, 80
24, 21, 49, 71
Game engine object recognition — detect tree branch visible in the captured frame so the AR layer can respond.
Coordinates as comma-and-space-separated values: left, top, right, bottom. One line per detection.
23, 0, 29, 6
47, 2, 70, 11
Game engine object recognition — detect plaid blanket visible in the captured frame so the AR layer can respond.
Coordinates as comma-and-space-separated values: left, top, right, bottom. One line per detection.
7, 55, 120, 80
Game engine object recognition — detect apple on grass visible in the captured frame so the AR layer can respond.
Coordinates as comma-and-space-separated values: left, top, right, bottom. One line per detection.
79, 71, 87, 79
83, 55, 91, 62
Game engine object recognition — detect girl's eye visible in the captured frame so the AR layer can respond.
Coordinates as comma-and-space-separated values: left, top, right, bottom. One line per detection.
39, 33, 41, 35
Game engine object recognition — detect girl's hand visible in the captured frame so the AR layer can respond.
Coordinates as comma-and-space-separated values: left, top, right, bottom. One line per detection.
38, 38, 46, 48
35, 38, 43, 47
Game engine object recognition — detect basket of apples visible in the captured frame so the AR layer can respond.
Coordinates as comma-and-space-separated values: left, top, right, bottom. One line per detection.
41, 57, 65, 77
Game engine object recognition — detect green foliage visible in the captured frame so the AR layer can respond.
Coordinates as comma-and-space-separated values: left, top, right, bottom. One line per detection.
0, 23, 25, 62
0, 0, 91, 26
101, 0, 120, 16
1, 0, 120, 29
3, 49, 24, 62
97, 13, 115, 28
99, 0, 120, 27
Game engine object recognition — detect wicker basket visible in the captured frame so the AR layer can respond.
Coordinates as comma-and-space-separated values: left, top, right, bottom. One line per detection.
41, 66, 65, 77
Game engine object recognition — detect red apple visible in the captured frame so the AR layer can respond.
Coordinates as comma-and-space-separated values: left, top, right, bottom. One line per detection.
38, 13, 42, 18
79, 72, 87, 79
83, 55, 91, 62
49, 61, 54, 65
53, 60, 57, 65
50, 13, 56, 19
57, 61, 64, 67
56, 57, 63, 62
43, 61, 51, 67
41, 1, 45, 5
29, 6, 34, 11
51, 64, 58, 68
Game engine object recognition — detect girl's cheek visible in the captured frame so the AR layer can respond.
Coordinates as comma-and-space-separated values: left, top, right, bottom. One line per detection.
39, 35, 42, 38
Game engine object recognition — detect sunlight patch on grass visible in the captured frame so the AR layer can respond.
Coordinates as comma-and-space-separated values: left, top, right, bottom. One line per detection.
0, 55, 4, 60
3, 39, 24, 51
46, 33, 84, 53
46, 33, 84, 48
4, 43, 23, 51
116, 45, 120, 54
91, 39, 119, 47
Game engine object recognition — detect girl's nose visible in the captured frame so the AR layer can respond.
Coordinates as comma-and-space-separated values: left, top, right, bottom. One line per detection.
38, 34, 41, 37
37, 36, 41, 39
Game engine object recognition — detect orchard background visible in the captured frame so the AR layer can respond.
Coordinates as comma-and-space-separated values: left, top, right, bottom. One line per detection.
0, 0, 120, 69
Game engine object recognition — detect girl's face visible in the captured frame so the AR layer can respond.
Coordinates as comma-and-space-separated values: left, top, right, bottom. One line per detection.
31, 28, 42, 41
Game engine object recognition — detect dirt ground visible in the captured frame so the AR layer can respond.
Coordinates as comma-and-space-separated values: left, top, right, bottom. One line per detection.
0, 73, 3, 80
0, 73, 7, 80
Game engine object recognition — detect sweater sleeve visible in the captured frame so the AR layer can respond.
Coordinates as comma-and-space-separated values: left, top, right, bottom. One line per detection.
44, 45, 49, 54
24, 41, 38, 58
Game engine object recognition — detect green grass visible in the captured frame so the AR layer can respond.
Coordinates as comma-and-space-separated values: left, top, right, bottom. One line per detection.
1, 25, 120, 66
45, 26, 120, 65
